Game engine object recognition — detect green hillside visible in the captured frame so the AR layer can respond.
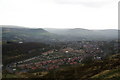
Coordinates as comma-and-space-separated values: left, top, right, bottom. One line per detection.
43, 54, 120, 80
2, 27, 57, 43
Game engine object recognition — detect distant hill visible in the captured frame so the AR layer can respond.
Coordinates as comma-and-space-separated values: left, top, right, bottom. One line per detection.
0, 25, 28, 28
1, 25, 118, 42
45, 28, 118, 41
2, 26, 58, 43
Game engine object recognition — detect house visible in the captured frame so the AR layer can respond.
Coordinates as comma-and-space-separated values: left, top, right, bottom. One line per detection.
18, 41, 23, 44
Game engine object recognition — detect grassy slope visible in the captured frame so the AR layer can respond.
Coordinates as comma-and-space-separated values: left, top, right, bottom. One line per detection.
44, 54, 120, 80
2, 42, 52, 66
2, 54, 120, 79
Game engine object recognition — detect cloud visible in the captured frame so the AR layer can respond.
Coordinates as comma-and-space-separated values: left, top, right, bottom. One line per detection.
0, 0, 118, 29
55, 0, 116, 8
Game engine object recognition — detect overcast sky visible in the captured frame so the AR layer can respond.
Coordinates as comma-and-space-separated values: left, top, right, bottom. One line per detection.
0, 0, 119, 29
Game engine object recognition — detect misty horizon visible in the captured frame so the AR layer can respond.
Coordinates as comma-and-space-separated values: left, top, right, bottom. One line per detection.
0, 25, 118, 30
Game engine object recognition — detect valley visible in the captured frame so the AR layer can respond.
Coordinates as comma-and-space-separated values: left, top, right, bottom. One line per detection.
1, 26, 120, 79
